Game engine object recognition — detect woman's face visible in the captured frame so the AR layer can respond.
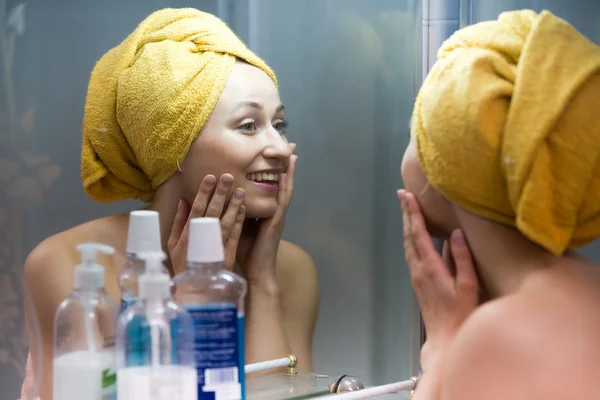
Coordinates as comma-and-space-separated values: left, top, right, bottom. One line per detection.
180, 62, 291, 219
401, 132, 457, 239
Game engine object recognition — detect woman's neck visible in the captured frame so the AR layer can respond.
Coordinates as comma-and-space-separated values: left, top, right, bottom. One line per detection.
454, 208, 561, 299
144, 181, 183, 273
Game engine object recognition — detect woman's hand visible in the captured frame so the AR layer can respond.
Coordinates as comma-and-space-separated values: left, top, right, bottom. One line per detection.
168, 173, 246, 274
236, 143, 297, 367
398, 190, 479, 370
237, 143, 297, 286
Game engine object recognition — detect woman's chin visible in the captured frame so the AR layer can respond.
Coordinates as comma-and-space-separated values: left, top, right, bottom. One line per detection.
244, 199, 278, 219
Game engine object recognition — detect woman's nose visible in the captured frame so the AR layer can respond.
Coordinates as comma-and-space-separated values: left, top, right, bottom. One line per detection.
263, 129, 292, 159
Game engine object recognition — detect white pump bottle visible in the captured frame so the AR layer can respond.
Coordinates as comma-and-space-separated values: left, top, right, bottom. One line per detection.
53, 243, 119, 400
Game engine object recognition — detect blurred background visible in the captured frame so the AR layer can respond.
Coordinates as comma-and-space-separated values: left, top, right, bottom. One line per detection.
0, 0, 598, 399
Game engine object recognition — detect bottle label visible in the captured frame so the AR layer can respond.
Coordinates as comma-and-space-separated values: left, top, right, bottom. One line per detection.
53, 351, 118, 400
101, 367, 117, 400
120, 292, 136, 313
184, 303, 245, 400
118, 366, 198, 400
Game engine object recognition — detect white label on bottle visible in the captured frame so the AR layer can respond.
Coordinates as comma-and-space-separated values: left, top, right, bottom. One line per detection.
203, 368, 240, 400
202, 383, 242, 400
204, 367, 238, 385
117, 366, 197, 400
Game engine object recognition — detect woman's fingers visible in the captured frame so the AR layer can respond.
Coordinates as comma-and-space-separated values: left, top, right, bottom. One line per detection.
449, 230, 478, 293
284, 155, 297, 206
442, 240, 457, 278
204, 174, 234, 218
189, 175, 217, 219
401, 190, 454, 286
399, 190, 419, 268
224, 206, 246, 270
220, 187, 244, 241
168, 199, 189, 252
405, 192, 438, 263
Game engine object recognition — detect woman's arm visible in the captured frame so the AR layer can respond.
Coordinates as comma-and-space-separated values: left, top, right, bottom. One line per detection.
243, 240, 318, 373
243, 271, 291, 373
277, 241, 318, 371
23, 239, 75, 400
277, 241, 318, 370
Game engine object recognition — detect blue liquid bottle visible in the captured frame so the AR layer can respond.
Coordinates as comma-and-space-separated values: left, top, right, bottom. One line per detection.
172, 218, 247, 400
116, 252, 197, 400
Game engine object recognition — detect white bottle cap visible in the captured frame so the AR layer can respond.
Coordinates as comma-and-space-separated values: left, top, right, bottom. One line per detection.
188, 218, 224, 264
138, 252, 170, 300
127, 210, 162, 255
74, 243, 115, 290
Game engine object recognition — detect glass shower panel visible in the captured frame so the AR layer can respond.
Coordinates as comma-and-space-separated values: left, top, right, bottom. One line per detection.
226, 0, 421, 385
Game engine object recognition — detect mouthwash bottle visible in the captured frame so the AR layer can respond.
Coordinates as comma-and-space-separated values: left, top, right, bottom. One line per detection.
53, 243, 119, 400
172, 218, 247, 400
116, 251, 197, 400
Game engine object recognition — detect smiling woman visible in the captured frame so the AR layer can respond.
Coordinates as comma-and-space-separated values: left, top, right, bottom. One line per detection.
178, 63, 292, 219
21, 8, 318, 400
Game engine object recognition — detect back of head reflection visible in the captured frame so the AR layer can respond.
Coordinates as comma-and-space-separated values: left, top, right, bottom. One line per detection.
400, 9, 600, 399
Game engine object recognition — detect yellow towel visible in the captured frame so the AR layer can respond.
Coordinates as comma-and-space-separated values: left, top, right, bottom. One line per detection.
412, 10, 600, 255
81, 8, 277, 203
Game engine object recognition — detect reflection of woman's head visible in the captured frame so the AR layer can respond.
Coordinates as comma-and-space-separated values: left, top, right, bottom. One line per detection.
179, 61, 290, 218
402, 9, 600, 255
81, 8, 290, 218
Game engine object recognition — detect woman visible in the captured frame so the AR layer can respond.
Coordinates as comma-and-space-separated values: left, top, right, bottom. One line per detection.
22, 8, 318, 399
401, 10, 600, 399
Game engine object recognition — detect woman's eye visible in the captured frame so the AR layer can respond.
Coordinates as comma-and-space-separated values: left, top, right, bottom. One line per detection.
274, 120, 289, 135
239, 121, 257, 134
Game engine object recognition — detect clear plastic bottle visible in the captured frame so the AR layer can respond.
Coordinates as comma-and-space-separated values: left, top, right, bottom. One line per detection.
116, 251, 197, 400
53, 243, 119, 400
118, 210, 163, 313
172, 218, 248, 400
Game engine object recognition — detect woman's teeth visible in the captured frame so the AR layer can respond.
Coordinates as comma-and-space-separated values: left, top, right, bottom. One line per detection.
246, 172, 279, 182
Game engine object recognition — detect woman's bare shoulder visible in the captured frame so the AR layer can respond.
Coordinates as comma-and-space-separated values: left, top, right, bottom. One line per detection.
275, 240, 318, 304
25, 216, 120, 268
23, 216, 126, 305
441, 277, 600, 399
25, 225, 87, 283
276, 240, 315, 267
23, 229, 85, 331
275, 240, 318, 289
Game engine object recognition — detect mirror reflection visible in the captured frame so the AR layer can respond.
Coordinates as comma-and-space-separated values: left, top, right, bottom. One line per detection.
1, 1, 599, 399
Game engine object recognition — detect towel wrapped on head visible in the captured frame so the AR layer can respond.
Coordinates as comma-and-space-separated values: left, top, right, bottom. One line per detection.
81, 8, 276, 203
412, 10, 600, 255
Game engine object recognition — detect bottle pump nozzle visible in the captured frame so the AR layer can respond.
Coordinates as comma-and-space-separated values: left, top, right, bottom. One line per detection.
74, 243, 115, 290
138, 252, 170, 300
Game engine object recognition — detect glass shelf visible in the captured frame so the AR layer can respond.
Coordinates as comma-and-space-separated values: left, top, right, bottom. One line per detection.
247, 372, 334, 400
